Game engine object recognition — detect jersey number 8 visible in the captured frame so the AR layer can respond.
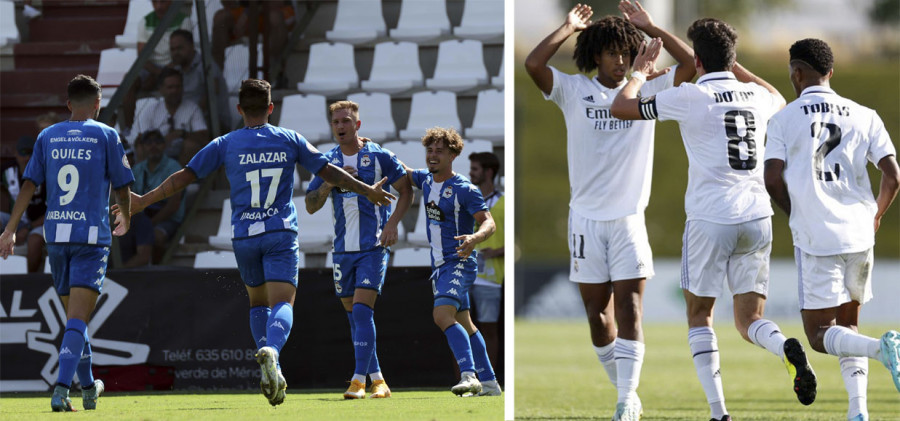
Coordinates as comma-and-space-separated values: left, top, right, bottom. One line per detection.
724, 110, 757, 170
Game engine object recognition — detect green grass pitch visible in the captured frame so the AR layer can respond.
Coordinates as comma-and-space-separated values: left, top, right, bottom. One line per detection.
0, 388, 503, 420
516, 321, 899, 420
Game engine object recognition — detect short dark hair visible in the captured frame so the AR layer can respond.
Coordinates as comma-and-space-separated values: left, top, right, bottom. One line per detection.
170, 28, 194, 44
789, 38, 833, 76
138, 130, 165, 144
239, 79, 271, 117
158, 67, 183, 86
67, 74, 101, 105
687, 18, 737, 72
469, 152, 500, 179
422, 127, 463, 156
574, 16, 643, 73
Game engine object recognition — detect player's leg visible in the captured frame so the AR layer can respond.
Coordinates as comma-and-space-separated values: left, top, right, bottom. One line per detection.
350, 289, 379, 398
432, 264, 480, 395
611, 278, 645, 418
456, 307, 500, 396
835, 301, 869, 420
356, 248, 389, 397
579, 283, 617, 385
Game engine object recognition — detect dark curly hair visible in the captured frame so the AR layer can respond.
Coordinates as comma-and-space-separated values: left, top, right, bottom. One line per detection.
687, 18, 737, 72
789, 38, 833, 76
574, 16, 643, 73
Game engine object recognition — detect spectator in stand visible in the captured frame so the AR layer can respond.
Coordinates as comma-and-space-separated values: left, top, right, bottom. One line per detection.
0, 136, 47, 273
132, 68, 209, 165
119, 130, 184, 267
211, 1, 293, 75
35, 111, 60, 132
168, 29, 231, 132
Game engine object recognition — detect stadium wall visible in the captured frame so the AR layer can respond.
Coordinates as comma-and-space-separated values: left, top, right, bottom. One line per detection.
0, 267, 503, 392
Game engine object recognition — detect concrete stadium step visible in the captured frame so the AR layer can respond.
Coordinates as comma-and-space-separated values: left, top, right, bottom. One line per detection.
1, 67, 97, 95
13, 41, 113, 68
28, 15, 126, 43
39, 0, 130, 19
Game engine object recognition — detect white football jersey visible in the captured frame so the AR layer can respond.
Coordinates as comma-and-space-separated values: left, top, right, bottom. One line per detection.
765, 86, 896, 255
545, 65, 676, 221
647, 71, 781, 224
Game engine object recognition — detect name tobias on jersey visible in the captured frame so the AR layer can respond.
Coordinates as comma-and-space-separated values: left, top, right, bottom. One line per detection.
239, 152, 288, 165
800, 101, 850, 117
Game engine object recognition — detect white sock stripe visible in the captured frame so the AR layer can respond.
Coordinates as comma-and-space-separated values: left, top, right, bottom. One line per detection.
681, 222, 690, 290
688, 326, 715, 339
795, 247, 805, 309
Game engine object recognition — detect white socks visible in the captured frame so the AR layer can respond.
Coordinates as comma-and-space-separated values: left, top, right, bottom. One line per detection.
823, 326, 880, 359
369, 371, 384, 381
747, 319, 787, 359
614, 338, 644, 404
593, 340, 618, 386
840, 357, 868, 419
689, 327, 727, 420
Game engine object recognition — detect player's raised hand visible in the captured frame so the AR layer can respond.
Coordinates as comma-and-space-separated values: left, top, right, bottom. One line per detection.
111, 212, 130, 237
366, 177, 397, 207
633, 38, 663, 77
0, 230, 16, 259
454, 234, 478, 259
619, 0, 654, 31
379, 222, 399, 247
565, 4, 593, 31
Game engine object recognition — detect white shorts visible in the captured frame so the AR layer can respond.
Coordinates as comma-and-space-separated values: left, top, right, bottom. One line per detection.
795, 247, 873, 310
680, 217, 771, 297
568, 210, 654, 284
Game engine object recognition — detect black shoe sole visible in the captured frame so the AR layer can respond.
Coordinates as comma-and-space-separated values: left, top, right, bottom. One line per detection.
784, 338, 817, 405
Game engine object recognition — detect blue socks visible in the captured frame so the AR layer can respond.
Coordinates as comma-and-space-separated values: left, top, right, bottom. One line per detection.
57, 319, 87, 388
266, 302, 293, 354
352, 303, 377, 376
76, 327, 95, 388
470, 330, 496, 382
249, 306, 270, 349
444, 323, 475, 373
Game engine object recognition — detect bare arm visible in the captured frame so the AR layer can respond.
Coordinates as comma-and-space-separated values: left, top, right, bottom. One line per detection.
379, 175, 413, 247
304, 179, 333, 214
454, 210, 495, 259
112, 185, 133, 236
524, 4, 593, 95
0, 180, 36, 257
113, 168, 197, 217
317, 164, 396, 206
875, 155, 900, 232
763, 159, 791, 216
619, 0, 695, 85
732, 62, 786, 110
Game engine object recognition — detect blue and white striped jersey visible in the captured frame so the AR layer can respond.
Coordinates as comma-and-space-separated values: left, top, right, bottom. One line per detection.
187, 124, 329, 239
24, 119, 134, 246
307, 141, 406, 253
411, 169, 488, 268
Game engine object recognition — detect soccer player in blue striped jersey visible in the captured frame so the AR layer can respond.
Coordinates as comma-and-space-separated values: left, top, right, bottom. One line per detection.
305, 100, 413, 399
113, 79, 395, 406
0, 75, 134, 412
404, 127, 499, 396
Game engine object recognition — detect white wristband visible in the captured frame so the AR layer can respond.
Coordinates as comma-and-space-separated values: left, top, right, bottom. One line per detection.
630, 71, 647, 83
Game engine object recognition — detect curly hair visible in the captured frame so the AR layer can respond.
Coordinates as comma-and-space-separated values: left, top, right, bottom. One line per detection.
789, 38, 833, 76
574, 16, 643, 73
687, 18, 737, 72
421, 127, 463, 156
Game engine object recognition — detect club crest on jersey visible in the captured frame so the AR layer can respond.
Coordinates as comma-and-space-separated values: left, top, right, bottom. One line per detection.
334, 280, 343, 294
442, 186, 453, 198
361, 154, 371, 167
66, 130, 82, 136
122, 154, 131, 169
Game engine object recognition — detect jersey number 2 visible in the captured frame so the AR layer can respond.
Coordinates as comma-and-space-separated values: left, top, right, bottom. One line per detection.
724, 110, 757, 170
811, 122, 842, 181
245, 168, 283, 208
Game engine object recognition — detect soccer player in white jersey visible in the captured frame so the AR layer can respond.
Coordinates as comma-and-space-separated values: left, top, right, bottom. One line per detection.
611, 19, 817, 420
306, 100, 413, 399
405, 127, 499, 396
763, 38, 900, 420
524, 2, 695, 419
0, 75, 134, 412
113, 79, 395, 406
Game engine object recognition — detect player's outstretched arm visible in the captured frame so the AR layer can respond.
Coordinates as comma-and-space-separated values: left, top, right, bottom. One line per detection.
875, 155, 900, 232
0, 180, 36, 258
611, 38, 663, 120
380, 175, 413, 247
317, 164, 396, 206
732, 62, 786, 110
305, 179, 334, 214
524, 3, 593, 95
455, 210, 495, 259
763, 159, 791, 216
112, 168, 197, 217
618, 0, 695, 85
112, 185, 132, 237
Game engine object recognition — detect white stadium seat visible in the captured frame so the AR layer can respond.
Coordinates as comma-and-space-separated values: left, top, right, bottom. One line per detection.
194, 250, 238, 269
425, 40, 488, 92
381, 140, 426, 171
453, 139, 493, 177
115, 0, 153, 48
295, 197, 335, 253
325, 0, 387, 45
390, 0, 450, 43
492, 53, 504, 88
361, 41, 423, 94
315, 142, 338, 153
223, 43, 263, 94
0, 1, 19, 49
279, 94, 332, 144
465, 89, 504, 142
295, 42, 358, 96
398, 91, 461, 141
391, 247, 430, 267
406, 204, 429, 247
453, 0, 504, 40
347, 92, 396, 141
0, 255, 28, 275
208, 198, 234, 250
97, 48, 137, 107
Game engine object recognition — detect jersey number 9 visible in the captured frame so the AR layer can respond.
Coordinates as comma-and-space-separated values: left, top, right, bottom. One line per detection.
58, 164, 79, 205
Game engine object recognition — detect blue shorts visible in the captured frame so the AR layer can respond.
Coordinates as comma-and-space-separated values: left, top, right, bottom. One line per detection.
232, 231, 300, 287
47, 244, 110, 296
430, 258, 477, 311
332, 247, 389, 298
